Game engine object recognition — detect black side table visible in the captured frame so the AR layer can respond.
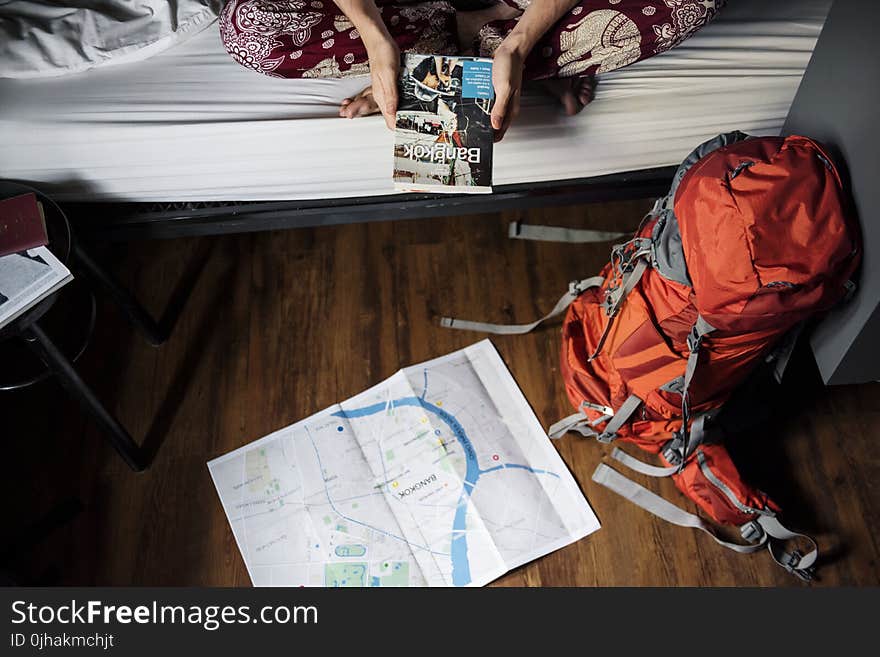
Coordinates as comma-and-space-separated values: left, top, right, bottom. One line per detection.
0, 181, 171, 472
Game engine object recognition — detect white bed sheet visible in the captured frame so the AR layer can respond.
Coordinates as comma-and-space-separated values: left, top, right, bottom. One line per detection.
0, 0, 831, 202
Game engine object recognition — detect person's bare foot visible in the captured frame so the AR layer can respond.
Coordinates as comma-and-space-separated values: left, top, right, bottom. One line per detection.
539, 76, 597, 116
456, 2, 522, 55
339, 86, 380, 118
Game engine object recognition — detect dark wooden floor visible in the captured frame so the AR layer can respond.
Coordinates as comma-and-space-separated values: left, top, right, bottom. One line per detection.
3, 199, 879, 586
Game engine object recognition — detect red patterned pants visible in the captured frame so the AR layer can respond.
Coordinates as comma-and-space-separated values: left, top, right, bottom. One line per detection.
220, 1, 725, 80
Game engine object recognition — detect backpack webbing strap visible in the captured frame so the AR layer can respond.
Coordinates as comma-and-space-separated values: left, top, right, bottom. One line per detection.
596, 394, 642, 443
548, 411, 598, 439
683, 316, 716, 395
679, 316, 717, 461
611, 447, 679, 477
594, 464, 820, 579
682, 413, 712, 463
588, 257, 650, 361
508, 221, 629, 244
439, 276, 605, 335
755, 516, 819, 581
592, 464, 765, 554
766, 322, 804, 384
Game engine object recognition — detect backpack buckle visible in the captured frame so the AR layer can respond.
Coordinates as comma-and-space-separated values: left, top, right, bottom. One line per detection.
779, 551, 815, 581
662, 437, 684, 466
611, 238, 651, 272
686, 326, 703, 353
740, 520, 765, 544
582, 401, 614, 417
601, 292, 616, 315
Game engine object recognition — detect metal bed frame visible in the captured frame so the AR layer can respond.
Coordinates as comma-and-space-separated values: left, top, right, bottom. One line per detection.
62, 167, 676, 240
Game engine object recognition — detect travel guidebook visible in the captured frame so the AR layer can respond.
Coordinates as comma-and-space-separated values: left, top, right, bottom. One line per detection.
208, 340, 599, 587
393, 54, 495, 193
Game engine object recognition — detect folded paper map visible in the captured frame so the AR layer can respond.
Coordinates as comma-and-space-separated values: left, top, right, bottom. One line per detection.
208, 340, 599, 587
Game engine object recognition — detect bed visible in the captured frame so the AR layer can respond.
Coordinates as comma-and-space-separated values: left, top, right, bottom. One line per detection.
0, 0, 832, 237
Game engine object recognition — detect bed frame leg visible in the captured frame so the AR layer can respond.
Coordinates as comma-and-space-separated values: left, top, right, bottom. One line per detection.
23, 323, 145, 472
71, 242, 168, 346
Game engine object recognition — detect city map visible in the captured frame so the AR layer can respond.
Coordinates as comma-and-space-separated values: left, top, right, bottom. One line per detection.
208, 340, 600, 586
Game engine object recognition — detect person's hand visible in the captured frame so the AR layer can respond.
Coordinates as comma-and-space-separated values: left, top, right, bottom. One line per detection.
490, 43, 525, 142
364, 35, 400, 130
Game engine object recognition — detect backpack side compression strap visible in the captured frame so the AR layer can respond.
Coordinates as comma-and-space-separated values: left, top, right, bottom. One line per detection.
592, 463, 819, 580
592, 463, 765, 554
508, 221, 629, 244
439, 276, 604, 335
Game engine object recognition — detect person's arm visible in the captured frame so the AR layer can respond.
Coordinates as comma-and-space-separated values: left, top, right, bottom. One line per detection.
334, 1, 400, 128
491, 0, 579, 141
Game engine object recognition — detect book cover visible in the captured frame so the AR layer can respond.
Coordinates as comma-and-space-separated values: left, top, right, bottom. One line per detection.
393, 54, 495, 194
0, 193, 48, 257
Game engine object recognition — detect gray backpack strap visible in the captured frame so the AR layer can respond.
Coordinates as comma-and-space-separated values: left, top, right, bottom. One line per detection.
549, 394, 639, 443
611, 447, 679, 477
593, 463, 819, 579
747, 515, 819, 581
587, 238, 653, 361
508, 221, 629, 244
592, 464, 765, 554
766, 321, 804, 384
548, 411, 598, 439
683, 315, 716, 398
596, 394, 642, 443
440, 276, 604, 335
549, 401, 612, 439
677, 315, 717, 458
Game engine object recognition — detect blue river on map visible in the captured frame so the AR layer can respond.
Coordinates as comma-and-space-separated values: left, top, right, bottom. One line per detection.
333, 396, 556, 586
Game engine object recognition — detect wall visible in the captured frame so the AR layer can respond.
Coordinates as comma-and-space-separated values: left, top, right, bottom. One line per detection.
784, 0, 880, 384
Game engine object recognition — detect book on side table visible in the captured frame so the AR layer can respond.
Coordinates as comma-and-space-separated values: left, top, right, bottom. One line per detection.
0, 247, 72, 330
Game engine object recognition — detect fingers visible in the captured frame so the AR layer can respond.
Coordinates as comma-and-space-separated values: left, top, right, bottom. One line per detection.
381, 85, 398, 130
491, 83, 511, 132
493, 87, 520, 143
373, 74, 398, 130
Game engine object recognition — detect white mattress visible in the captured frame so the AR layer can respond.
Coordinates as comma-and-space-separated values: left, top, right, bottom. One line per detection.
0, 0, 831, 202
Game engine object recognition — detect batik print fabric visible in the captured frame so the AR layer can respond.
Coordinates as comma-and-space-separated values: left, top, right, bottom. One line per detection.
220, 0, 458, 78
480, 0, 727, 80
220, 0, 726, 80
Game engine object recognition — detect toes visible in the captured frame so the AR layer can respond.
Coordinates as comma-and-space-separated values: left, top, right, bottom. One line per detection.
351, 100, 372, 117
341, 100, 359, 118
561, 91, 580, 117
576, 77, 597, 106
341, 97, 376, 118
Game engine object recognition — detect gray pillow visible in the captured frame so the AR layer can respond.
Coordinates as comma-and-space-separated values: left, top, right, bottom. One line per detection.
0, 1, 222, 78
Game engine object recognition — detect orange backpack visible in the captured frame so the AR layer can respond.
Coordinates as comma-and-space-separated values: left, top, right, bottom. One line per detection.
442, 132, 861, 580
